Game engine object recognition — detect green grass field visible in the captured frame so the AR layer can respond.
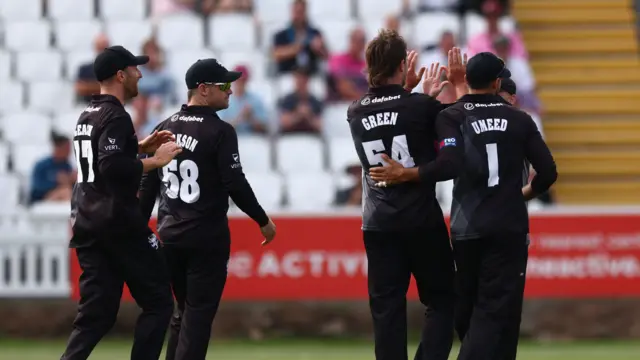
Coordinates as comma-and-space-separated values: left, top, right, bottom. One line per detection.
1, 339, 639, 360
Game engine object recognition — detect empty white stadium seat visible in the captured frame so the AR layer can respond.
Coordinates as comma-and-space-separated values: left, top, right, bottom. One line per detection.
276, 135, 324, 173
276, 74, 327, 100
0, 51, 11, 81
100, 0, 146, 20
5, 21, 51, 51
219, 50, 267, 80
12, 143, 51, 178
55, 21, 102, 51
243, 171, 283, 210
16, 51, 63, 81
166, 49, 217, 102
254, 0, 291, 24
158, 14, 205, 50
286, 172, 336, 210
53, 110, 82, 137
2, 112, 52, 144
105, 20, 153, 53
247, 80, 278, 125
0, 82, 25, 112
414, 12, 460, 49
322, 103, 351, 139
0, 174, 21, 209
28, 81, 74, 112
237, 135, 272, 172
328, 138, 360, 173
64, 51, 94, 80
308, 0, 351, 20
209, 14, 257, 51
0, 142, 10, 173
464, 13, 516, 42
0, 0, 42, 20
357, 0, 403, 20
316, 19, 359, 54
49, 0, 94, 21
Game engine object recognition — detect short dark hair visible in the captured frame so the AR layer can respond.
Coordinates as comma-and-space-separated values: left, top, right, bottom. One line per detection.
51, 132, 69, 146
187, 88, 197, 100
365, 29, 407, 87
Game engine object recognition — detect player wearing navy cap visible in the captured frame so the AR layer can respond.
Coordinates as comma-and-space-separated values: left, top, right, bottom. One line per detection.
62, 45, 181, 360
370, 51, 558, 360
139, 58, 276, 360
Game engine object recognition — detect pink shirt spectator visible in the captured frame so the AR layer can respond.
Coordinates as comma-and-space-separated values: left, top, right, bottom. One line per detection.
327, 53, 367, 101
467, 31, 528, 59
151, 0, 191, 19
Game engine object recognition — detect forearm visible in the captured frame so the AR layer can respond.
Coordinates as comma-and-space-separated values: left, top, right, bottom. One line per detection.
453, 83, 468, 100
141, 157, 163, 173
273, 45, 300, 61
418, 150, 462, 183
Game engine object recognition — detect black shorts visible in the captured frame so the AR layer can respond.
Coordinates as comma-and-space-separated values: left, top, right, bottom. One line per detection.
363, 222, 455, 303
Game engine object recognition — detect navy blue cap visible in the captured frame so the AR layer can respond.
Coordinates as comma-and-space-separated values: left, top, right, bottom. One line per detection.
185, 59, 242, 89
466, 52, 511, 87
499, 77, 516, 95
93, 45, 149, 82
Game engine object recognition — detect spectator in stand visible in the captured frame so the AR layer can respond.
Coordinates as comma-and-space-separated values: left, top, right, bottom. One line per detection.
419, 31, 456, 103
30, 133, 76, 204
278, 67, 323, 134
493, 35, 541, 117
335, 164, 363, 206
75, 33, 109, 103
151, 0, 216, 19
216, 0, 252, 12
466, 0, 527, 59
416, 0, 460, 12
272, 0, 328, 75
133, 38, 175, 137
218, 65, 269, 135
326, 28, 367, 102
421, 31, 455, 69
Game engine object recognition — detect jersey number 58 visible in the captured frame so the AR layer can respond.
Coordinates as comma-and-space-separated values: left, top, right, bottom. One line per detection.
162, 159, 200, 203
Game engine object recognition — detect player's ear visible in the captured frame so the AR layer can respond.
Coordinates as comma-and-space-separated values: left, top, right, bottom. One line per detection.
495, 78, 502, 93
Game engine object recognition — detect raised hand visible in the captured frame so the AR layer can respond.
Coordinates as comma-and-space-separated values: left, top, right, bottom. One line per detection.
403, 50, 426, 91
446, 47, 468, 86
422, 62, 450, 98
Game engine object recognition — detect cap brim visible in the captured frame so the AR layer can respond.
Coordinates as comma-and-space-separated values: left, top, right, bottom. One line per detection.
134, 55, 150, 66
224, 71, 243, 83
498, 67, 512, 79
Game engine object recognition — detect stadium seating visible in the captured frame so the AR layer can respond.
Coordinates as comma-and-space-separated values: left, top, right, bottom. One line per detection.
100, 0, 147, 20
514, 0, 640, 204
276, 135, 325, 174
1, 0, 635, 209
286, 172, 336, 209
49, 0, 94, 21
244, 171, 284, 210
54, 21, 103, 52
158, 14, 206, 50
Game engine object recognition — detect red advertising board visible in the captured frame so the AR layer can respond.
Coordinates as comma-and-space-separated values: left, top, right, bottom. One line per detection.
70, 213, 640, 300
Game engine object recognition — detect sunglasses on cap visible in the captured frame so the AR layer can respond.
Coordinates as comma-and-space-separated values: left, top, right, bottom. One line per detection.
198, 82, 232, 91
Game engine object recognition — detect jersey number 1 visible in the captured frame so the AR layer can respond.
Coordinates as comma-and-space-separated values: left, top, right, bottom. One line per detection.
362, 134, 415, 167
74, 140, 95, 183
162, 159, 201, 203
486, 143, 499, 187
